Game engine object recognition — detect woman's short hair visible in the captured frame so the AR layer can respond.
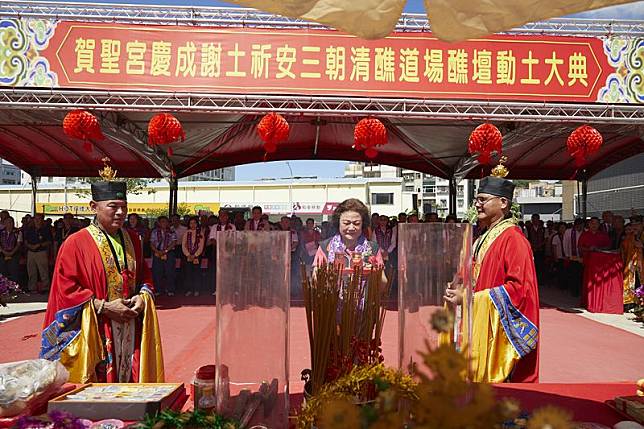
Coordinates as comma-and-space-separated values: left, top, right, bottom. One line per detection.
332, 198, 371, 230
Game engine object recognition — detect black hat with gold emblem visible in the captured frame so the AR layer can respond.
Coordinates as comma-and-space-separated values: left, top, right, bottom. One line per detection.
478, 157, 515, 201
91, 158, 127, 201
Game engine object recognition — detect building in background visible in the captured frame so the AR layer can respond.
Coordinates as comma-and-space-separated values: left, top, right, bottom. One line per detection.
344, 161, 472, 219
580, 153, 644, 218
182, 167, 235, 182
0, 177, 409, 221
515, 182, 563, 221
0, 160, 21, 185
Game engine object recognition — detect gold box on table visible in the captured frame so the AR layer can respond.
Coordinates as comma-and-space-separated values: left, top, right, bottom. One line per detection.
48, 383, 185, 421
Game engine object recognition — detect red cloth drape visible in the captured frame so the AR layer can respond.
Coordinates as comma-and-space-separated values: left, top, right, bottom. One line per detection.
581, 251, 623, 314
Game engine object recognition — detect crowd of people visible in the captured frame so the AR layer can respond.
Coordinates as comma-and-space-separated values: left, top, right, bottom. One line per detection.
519, 211, 643, 310
2, 206, 641, 308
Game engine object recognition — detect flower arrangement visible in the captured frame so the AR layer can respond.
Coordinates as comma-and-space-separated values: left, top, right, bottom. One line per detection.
0, 274, 21, 306
299, 308, 574, 429
17, 410, 89, 429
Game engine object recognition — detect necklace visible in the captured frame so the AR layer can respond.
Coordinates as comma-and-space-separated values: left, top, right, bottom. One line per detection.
187, 229, 201, 255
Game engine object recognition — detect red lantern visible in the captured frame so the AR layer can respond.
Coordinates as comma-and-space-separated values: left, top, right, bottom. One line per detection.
354, 118, 387, 159
567, 125, 603, 167
468, 123, 503, 165
257, 113, 290, 155
148, 113, 185, 156
62, 110, 104, 152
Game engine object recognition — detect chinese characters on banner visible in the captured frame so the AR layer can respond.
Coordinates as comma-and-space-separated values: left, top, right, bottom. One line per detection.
42, 23, 610, 102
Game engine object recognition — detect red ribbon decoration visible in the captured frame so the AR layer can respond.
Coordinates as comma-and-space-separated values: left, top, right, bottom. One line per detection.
257, 113, 290, 158
148, 113, 185, 156
354, 117, 387, 159
62, 110, 104, 152
567, 125, 603, 167
468, 123, 503, 165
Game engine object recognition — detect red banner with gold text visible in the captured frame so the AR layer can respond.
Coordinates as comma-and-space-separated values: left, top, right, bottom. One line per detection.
37, 22, 613, 102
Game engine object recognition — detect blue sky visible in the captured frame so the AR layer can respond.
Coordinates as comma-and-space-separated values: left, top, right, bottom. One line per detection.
53, 0, 644, 180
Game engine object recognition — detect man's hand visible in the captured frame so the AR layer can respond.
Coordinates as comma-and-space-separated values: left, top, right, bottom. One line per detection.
443, 284, 464, 306
101, 298, 138, 322
129, 294, 145, 316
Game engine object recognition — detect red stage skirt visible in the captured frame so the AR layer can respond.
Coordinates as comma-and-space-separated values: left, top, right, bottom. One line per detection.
582, 251, 623, 314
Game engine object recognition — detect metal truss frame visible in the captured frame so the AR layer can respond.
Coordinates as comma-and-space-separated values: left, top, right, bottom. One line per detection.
2, 1, 643, 38
0, 89, 642, 124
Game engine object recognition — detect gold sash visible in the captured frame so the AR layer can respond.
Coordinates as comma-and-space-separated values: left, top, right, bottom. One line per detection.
86, 224, 137, 300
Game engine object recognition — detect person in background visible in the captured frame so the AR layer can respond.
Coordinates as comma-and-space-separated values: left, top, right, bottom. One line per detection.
150, 216, 177, 297
280, 216, 301, 297
245, 206, 266, 231
182, 216, 205, 297
374, 215, 396, 270
0, 216, 22, 284
207, 209, 236, 296
621, 218, 642, 312
445, 214, 458, 224
563, 218, 585, 297
398, 212, 408, 224
408, 213, 419, 223
24, 213, 52, 294
170, 214, 187, 292
300, 218, 321, 273
54, 213, 80, 256
320, 221, 334, 240
550, 222, 567, 290
0, 210, 9, 231
578, 217, 611, 255
601, 211, 614, 235
611, 215, 625, 250
233, 212, 246, 231
426, 212, 440, 223
526, 214, 546, 283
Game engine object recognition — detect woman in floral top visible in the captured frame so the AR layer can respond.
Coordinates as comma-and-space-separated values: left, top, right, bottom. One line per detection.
313, 199, 385, 279
182, 216, 206, 296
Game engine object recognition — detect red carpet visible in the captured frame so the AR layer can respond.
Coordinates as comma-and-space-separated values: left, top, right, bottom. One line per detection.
1, 298, 641, 387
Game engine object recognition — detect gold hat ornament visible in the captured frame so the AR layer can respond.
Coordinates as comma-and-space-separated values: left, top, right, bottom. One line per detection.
491, 156, 509, 178
98, 157, 117, 181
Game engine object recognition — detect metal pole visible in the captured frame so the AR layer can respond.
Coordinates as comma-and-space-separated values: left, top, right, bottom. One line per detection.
31, 175, 38, 216
448, 177, 457, 216
286, 161, 293, 216
168, 176, 177, 216
581, 178, 588, 220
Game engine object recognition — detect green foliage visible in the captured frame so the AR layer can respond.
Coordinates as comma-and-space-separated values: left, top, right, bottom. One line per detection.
72, 177, 158, 198
144, 203, 193, 219
466, 201, 522, 224
136, 409, 239, 429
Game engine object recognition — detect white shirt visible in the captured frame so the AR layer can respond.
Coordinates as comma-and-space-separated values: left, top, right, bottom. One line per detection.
551, 234, 565, 259
172, 224, 188, 243
208, 223, 236, 240
563, 227, 583, 258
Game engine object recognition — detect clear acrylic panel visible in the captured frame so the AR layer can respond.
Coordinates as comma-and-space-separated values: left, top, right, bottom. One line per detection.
215, 231, 290, 429
398, 223, 472, 374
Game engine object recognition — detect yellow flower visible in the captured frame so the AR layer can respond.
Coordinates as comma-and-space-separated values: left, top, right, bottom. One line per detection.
430, 308, 455, 333
318, 398, 360, 429
527, 405, 573, 429
497, 397, 521, 421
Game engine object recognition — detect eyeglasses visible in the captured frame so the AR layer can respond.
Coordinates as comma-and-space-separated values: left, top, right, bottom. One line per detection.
474, 196, 500, 206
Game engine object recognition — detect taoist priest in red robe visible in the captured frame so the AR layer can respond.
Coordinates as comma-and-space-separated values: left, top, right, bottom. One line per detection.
41, 163, 164, 383
445, 163, 540, 383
